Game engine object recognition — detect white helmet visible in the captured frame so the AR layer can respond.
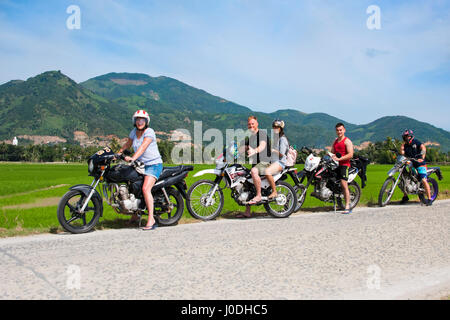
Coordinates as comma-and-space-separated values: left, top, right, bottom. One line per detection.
132, 109, 150, 128
272, 119, 285, 129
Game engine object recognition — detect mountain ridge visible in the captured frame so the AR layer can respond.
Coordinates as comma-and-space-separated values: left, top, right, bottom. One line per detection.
1, 70, 449, 151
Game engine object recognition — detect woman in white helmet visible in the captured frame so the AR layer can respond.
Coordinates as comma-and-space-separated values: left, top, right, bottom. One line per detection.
118, 109, 163, 230
266, 119, 289, 200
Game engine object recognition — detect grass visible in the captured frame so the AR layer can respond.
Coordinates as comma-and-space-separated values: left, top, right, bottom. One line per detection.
0, 162, 449, 237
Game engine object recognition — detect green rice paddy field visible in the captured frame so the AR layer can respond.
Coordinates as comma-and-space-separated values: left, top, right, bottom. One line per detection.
1, 162, 449, 237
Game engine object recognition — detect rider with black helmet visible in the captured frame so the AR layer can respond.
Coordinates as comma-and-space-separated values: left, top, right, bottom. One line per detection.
400, 129, 432, 206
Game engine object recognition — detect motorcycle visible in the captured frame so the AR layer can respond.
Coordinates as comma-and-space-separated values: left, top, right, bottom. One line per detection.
57, 147, 193, 234
186, 143, 298, 220
378, 149, 442, 207
294, 147, 368, 212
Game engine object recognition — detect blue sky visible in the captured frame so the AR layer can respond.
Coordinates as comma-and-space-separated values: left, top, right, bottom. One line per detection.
1, 0, 449, 130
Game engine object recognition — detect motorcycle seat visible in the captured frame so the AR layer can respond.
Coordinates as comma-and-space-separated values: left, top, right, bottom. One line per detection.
159, 165, 194, 180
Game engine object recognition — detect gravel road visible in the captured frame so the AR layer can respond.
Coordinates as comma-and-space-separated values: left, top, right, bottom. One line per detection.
1, 200, 449, 300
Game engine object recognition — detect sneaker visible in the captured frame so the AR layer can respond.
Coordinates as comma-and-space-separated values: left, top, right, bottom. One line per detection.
426, 199, 433, 206
342, 208, 352, 214
400, 195, 409, 204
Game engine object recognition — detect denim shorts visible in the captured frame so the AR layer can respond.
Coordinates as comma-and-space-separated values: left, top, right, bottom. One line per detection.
275, 161, 286, 170
417, 165, 428, 180
144, 163, 163, 180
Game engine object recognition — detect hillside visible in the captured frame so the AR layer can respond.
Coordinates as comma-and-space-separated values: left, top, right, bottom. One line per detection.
0, 71, 129, 142
1, 71, 449, 151
348, 116, 450, 149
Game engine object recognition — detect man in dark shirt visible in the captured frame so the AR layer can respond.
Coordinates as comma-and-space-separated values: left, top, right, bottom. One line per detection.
400, 129, 432, 205
237, 115, 271, 218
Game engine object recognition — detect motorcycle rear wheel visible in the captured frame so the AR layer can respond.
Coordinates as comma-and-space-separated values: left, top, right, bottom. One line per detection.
337, 181, 361, 210
264, 181, 297, 218
57, 189, 102, 234
418, 177, 439, 204
154, 187, 184, 226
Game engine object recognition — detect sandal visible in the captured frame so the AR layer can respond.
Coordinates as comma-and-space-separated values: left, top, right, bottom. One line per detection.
248, 197, 262, 205
342, 209, 352, 214
141, 224, 158, 231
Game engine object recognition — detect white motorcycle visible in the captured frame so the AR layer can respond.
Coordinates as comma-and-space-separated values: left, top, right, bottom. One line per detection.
186, 144, 298, 220
378, 149, 442, 207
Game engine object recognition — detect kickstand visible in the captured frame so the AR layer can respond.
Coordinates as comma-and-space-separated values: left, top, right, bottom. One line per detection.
138, 213, 143, 228
333, 195, 337, 214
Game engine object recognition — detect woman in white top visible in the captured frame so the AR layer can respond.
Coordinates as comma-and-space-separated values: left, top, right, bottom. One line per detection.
118, 110, 163, 230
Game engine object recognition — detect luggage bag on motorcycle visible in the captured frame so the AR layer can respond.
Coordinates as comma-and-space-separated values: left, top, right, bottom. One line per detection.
105, 164, 142, 182
351, 156, 370, 188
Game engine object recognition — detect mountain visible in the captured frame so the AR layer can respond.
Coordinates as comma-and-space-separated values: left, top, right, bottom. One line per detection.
348, 116, 450, 150
0, 71, 129, 142
81, 72, 251, 113
1, 71, 449, 151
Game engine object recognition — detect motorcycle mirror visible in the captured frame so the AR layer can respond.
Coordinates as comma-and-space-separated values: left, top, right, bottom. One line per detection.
336, 152, 342, 158
123, 149, 132, 156
302, 146, 312, 154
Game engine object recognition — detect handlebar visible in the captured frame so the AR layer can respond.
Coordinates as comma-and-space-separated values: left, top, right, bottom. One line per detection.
300, 146, 314, 154
107, 153, 144, 167
389, 149, 421, 163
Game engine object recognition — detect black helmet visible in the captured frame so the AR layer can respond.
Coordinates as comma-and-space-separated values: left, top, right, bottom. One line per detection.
402, 129, 414, 143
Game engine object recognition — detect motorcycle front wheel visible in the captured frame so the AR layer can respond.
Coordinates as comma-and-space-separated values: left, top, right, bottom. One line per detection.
293, 184, 307, 212
186, 179, 224, 220
264, 181, 297, 218
378, 177, 396, 207
57, 189, 102, 234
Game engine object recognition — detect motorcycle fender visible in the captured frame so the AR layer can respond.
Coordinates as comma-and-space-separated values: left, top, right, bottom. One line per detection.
69, 184, 104, 217
348, 172, 357, 183
174, 181, 188, 199
154, 173, 186, 191
387, 167, 398, 177
427, 167, 443, 180
193, 169, 220, 177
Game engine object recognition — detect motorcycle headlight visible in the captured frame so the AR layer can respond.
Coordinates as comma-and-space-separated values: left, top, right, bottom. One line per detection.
88, 159, 94, 173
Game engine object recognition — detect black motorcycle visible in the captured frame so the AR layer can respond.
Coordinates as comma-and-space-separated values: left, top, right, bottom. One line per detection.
293, 147, 369, 212
57, 147, 193, 234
